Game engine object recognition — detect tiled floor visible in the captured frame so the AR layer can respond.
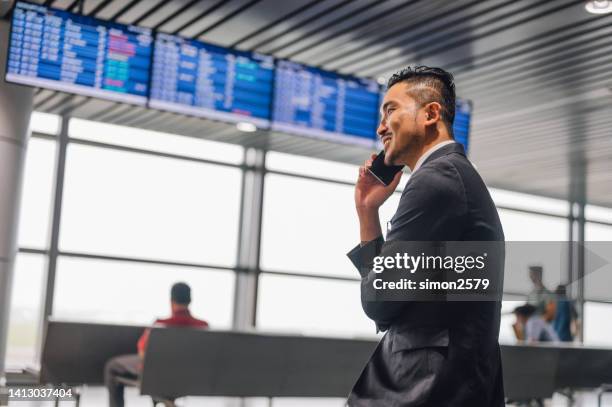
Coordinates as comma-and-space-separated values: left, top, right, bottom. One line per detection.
5, 387, 612, 407
5, 386, 346, 406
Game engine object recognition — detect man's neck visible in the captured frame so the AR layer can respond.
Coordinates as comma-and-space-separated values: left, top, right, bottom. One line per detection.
405, 135, 453, 171
171, 305, 190, 315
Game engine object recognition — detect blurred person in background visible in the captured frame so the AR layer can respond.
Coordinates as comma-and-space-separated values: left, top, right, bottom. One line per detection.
104, 282, 208, 407
552, 284, 579, 342
527, 265, 555, 321
513, 303, 559, 343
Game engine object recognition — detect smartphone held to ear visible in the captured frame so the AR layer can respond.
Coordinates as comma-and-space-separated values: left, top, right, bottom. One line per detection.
367, 150, 404, 186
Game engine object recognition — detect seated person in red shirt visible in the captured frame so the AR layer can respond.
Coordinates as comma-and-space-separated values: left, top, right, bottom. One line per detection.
104, 282, 208, 407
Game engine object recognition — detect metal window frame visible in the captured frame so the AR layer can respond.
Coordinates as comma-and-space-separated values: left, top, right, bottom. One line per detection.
10, 118, 612, 369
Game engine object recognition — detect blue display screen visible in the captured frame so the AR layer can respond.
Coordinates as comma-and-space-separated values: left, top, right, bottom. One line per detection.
5, 1, 153, 105
453, 99, 472, 153
149, 33, 275, 128
271, 60, 380, 147
5, 2, 467, 151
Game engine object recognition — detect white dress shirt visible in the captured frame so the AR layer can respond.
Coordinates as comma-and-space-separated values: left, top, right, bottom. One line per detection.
411, 140, 456, 174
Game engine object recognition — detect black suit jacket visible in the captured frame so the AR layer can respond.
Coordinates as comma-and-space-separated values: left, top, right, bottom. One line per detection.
346, 143, 505, 407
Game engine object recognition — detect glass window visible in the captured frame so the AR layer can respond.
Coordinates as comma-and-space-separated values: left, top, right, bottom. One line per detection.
60, 144, 241, 267
585, 204, 612, 224
584, 302, 612, 346
584, 224, 612, 302
266, 151, 359, 183
502, 242, 569, 298
256, 273, 380, 339
30, 111, 60, 135
53, 256, 234, 328
496, 211, 569, 296
266, 150, 407, 191
69, 118, 244, 165
584, 234, 612, 302
489, 188, 569, 216
260, 174, 401, 278
17, 137, 56, 249
586, 222, 612, 241
498, 209, 568, 241
6, 253, 47, 368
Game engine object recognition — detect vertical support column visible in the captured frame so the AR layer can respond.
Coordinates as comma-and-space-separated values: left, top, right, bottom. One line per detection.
565, 205, 576, 407
0, 19, 34, 391
36, 115, 69, 362
568, 202, 586, 344
232, 148, 266, 330
567, 203, 574, 284
568, 117, 587, 343
41, 115, 69, 323
576, 201, 586, 343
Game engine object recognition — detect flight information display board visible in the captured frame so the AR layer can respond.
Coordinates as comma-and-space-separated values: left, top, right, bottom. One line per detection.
149, 33, 275, 128
453, 98, 472, 153
5, 1, 153, 105
271, 60, 380, 147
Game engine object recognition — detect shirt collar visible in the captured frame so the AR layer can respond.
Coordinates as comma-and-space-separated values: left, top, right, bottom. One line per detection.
411, 140, 456, 174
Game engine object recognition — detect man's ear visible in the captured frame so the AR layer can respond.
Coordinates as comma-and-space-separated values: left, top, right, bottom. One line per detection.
424, 102, 442, 123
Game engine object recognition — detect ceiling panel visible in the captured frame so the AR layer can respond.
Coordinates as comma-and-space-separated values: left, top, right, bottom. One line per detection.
196, 0, 321, 49
253, 0, 381, 57
133, 0, 194, 28
20, 0, 612, 207
173, 0, 258, 39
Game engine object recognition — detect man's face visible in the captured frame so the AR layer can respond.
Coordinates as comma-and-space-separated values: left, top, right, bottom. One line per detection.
377, 82, 426, 166
529, 270, 542, 285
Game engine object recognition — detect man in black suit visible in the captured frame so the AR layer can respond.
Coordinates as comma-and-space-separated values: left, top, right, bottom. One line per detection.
347, 66, 505, 406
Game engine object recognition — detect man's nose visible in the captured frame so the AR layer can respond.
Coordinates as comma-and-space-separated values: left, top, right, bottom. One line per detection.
377, 120, 388, 138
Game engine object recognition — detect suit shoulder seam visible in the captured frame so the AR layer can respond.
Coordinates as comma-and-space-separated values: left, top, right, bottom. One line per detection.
446, 159, 469, 220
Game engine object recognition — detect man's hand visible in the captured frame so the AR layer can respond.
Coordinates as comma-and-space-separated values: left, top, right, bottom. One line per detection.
355, 153, 403, 212
355, 153, 403, 242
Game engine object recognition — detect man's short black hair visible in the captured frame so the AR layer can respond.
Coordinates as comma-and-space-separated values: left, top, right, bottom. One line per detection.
513, 304, 537, 318
529, 265, 543, 276
555, 284, 567, 296
171, 282, 191, 305
386, 66, 456, 137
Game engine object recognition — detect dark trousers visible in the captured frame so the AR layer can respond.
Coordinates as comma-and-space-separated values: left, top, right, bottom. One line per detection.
104, 354, 141, 407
